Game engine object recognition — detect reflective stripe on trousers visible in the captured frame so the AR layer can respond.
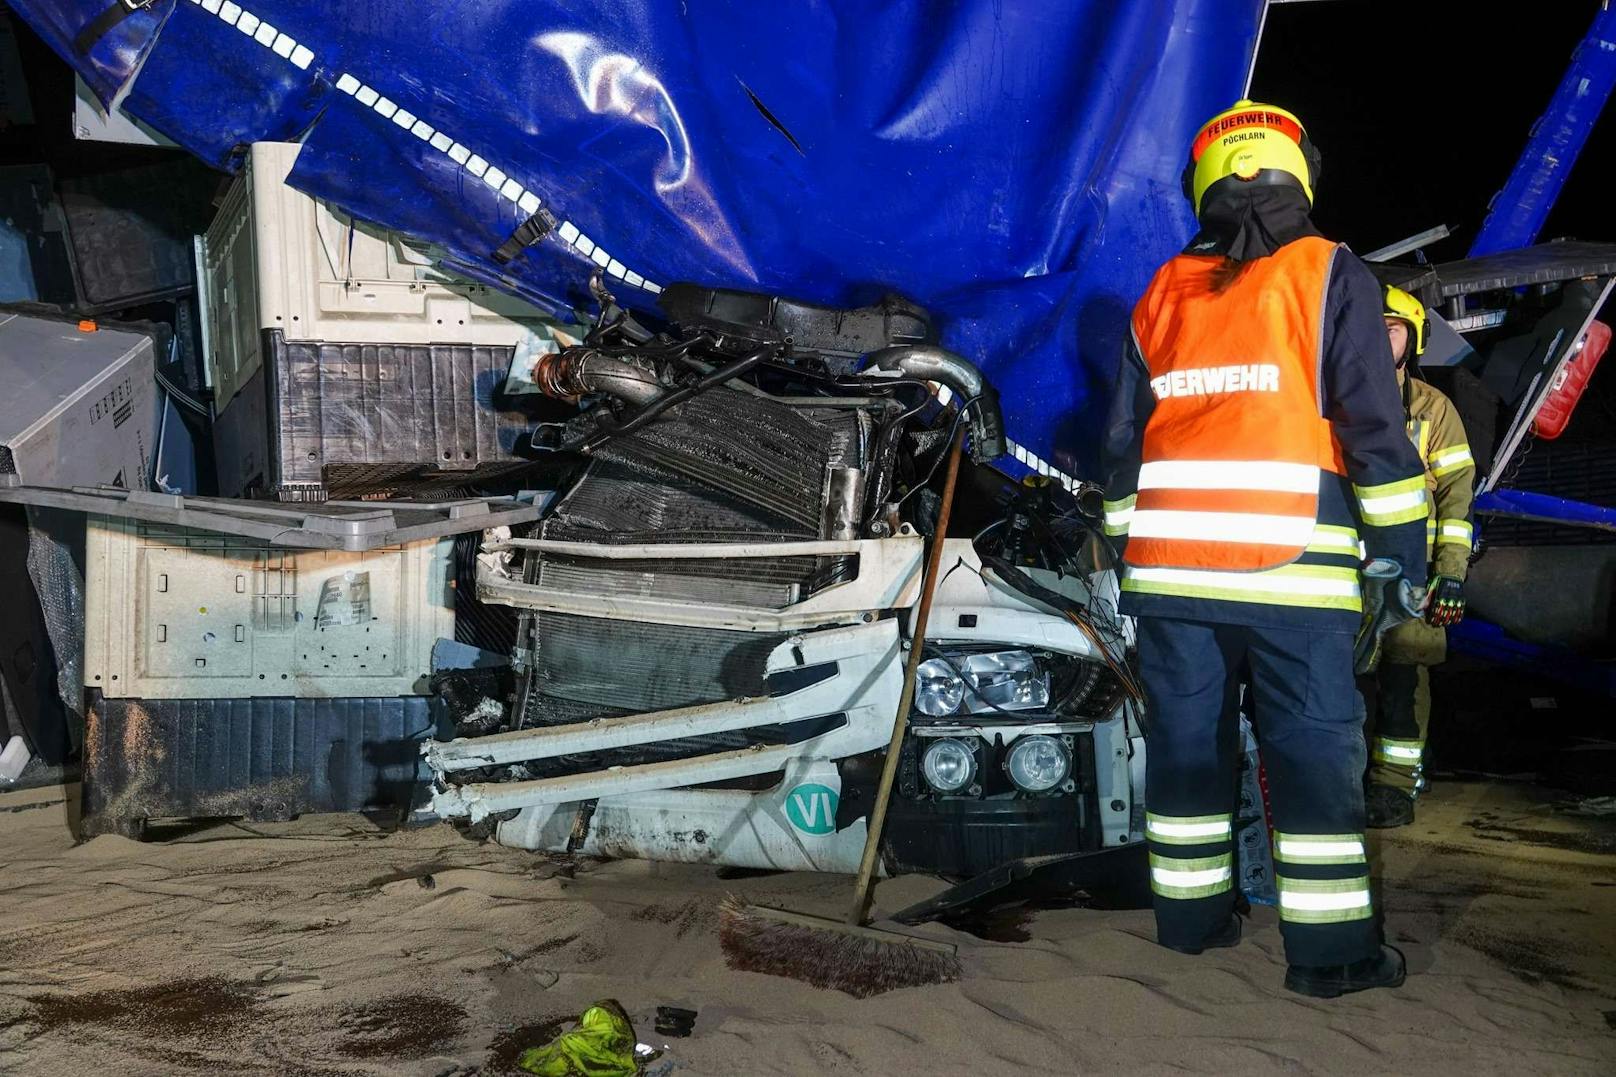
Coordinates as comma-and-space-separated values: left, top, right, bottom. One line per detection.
1149, 850, 1234, 900
1276, 875, 1373, 924
1136, 617, 1381, 966
1374, 737, 1423, 764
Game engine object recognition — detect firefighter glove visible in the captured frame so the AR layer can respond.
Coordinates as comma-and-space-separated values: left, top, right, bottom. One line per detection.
1425, 574, 1465, 627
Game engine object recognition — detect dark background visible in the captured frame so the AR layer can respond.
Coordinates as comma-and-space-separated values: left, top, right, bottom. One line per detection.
1251, 0, 1612, 259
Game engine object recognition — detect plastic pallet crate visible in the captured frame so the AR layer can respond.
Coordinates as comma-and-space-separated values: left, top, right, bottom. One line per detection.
81, 695, 446, 835
84, 517, 453, 699
201, 142, 569, 499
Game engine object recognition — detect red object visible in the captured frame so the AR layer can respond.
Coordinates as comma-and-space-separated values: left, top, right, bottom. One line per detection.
76, 319, 97, 333
1535, 319, 1610, 440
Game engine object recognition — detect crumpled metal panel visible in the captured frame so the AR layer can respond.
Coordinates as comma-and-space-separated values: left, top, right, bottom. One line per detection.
10, 0, 1262, 473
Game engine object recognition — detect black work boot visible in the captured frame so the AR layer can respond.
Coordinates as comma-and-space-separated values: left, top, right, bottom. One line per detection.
1163, 914, 1241, 955
1285, 945, 1406, 998
1366, 783, 1416, 829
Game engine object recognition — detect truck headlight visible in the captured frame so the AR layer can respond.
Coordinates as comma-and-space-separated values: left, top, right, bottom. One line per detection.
955, 650, 1050, 712
1005, 735, 1070, 792
920, 738, 977, 793
916, 658, 965, 716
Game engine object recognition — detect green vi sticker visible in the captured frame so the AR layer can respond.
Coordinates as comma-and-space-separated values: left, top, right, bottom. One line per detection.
784, 783, 839, 835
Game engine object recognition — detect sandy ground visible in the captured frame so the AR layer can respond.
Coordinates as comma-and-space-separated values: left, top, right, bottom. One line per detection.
1, 779, 1612, 1076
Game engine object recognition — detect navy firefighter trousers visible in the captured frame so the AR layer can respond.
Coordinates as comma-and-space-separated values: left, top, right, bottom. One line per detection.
1136, 616, 1380, 967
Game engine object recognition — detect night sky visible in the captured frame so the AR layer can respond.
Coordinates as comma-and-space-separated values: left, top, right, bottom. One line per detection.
1250, 0, 1613, 261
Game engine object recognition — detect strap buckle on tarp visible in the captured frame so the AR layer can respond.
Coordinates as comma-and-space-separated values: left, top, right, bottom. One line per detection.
74, 0, 158, 57
492, 206, 559, 265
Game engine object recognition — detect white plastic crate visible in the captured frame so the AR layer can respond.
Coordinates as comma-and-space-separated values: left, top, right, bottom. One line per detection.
200, 141, 564, 408
84, 517, 453, 699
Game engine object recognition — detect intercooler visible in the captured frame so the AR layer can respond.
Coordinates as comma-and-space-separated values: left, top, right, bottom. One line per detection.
512, 387, 875, 752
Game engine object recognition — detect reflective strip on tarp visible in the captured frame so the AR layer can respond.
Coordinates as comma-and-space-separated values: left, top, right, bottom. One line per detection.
2, 0, 1270, 478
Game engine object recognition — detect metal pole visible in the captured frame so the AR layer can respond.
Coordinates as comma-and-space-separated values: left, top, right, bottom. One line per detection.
1470, 2, 1616, 256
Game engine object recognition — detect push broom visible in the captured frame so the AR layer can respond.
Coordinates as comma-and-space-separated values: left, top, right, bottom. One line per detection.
719, 425, 967, 997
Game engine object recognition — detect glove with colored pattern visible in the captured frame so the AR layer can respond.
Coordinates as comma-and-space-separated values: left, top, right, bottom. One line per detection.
1425, 574, 1465, 627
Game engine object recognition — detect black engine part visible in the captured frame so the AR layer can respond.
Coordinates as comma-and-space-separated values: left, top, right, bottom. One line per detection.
656, 284, 936, 371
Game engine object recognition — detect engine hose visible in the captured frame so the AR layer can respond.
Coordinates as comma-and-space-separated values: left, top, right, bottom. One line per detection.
862, 388, 936, 531
863, 344, 1007, 462
532, 347, 665, 406
573, 344, 776, 453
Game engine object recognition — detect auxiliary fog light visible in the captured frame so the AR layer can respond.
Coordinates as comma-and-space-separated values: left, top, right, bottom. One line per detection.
921, 738, 977, 793
1005, 734, 1070, 792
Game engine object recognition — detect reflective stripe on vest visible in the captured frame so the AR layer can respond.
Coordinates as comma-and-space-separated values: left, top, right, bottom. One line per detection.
1122, 562, 1362, 611
1127, 237, 1345, 572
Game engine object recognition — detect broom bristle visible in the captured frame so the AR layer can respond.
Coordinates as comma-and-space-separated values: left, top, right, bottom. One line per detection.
718, 895, 962, 998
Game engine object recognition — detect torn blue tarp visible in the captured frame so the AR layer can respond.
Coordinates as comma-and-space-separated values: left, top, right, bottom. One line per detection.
12, 0, 1264, 477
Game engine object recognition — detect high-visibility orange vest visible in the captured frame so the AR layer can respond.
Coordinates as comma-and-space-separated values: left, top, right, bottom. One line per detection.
1126, 236, 1348, 572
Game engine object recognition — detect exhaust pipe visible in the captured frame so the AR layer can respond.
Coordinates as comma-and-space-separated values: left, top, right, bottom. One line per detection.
865, 345, 1007, 461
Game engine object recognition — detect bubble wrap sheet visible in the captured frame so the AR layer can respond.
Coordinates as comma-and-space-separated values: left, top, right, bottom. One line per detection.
25, 507, 86, 732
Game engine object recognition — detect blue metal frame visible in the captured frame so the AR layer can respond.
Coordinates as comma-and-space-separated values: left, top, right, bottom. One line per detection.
1468, 6, 1616, 559
1449, 617, 1616, 700
1474, 488, 1616, 534
1469, 4, 1616, 256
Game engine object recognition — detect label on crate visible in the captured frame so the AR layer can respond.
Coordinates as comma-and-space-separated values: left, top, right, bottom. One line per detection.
316, 571, 372, 629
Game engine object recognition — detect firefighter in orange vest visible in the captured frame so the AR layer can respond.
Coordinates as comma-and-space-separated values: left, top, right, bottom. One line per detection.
1101, 101, 1430, 998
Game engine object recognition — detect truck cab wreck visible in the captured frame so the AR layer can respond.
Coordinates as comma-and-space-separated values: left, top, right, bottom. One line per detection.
421, 283, 1149, 902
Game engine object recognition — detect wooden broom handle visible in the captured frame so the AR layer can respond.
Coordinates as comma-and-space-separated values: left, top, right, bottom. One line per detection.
848, 425, 967, 926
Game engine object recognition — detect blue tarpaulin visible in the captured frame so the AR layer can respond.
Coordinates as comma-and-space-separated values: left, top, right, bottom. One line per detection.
12, 0, 1265, 477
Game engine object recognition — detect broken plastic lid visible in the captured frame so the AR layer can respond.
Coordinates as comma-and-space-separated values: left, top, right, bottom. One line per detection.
0, 485, 554, 551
